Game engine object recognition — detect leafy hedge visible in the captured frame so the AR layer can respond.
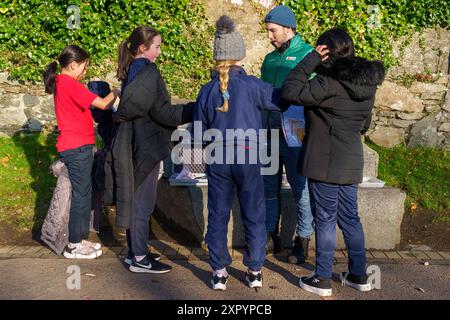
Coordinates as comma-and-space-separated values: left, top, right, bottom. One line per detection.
0, 0, 214, 98
284, 0, 449, 68
0, 1, 449, 98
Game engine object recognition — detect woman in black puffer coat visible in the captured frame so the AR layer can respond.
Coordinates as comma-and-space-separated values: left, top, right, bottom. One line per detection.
282, 28, 385, 297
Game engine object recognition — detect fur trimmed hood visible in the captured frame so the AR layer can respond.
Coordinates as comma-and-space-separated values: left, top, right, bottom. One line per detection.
317, 57, 385, 100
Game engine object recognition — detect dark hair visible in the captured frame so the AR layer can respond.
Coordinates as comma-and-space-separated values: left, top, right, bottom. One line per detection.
316, 28, 355, 68
116, 26, 161, 81
43, 45, 90, 94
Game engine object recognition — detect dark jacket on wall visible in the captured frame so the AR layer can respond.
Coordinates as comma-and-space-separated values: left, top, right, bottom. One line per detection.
107, 62, 194, 228
281, 51, 385, 184
88, 81, 116, 149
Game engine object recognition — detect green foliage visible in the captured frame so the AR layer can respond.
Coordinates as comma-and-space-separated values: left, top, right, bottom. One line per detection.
0, 0, 214, 98
284, 0, 450, 68
367, 142, 450, 214
1, 0, 449, 97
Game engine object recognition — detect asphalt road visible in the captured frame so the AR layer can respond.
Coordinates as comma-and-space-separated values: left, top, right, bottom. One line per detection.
1, 256, 448, 301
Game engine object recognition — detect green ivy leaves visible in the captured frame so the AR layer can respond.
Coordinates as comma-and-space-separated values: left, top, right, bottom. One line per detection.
1, 1, 447, 98
284, 0, 449, 68
0, 0, 213, 99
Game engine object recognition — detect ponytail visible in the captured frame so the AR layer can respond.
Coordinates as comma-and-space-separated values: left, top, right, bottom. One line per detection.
216, 60, 237, 113
43, 61, 59, 94
116, 26, 161, 81
42, 45, 90, 95
117, 39, 132, 81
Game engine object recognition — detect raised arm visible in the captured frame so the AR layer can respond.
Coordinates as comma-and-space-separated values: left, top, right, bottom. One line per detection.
281, 50, 335, 107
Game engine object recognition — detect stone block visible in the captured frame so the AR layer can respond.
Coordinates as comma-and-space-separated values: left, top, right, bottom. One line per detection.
368, 127, 405, 148
425, 251, 444, 260
390, 119, 415, 128
397, 112, 424, 121
22, 94, 40, 107
425, 104, 442, 113
397, 251, 417, 259
442, 96, 450, 112
408, 113, 442, 147
410, 82, 447, 94
156, 180, 405, 250
435, 76, 449, 86
363, 144, 378, 178
438, 252, 450, 259
385, 251, 402, 259
438, 122, 450, 132
420, 92, 446, 100
375, 81, 424, 113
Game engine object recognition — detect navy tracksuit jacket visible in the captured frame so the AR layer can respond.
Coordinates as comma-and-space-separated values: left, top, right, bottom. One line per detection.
193, 66, 281, 271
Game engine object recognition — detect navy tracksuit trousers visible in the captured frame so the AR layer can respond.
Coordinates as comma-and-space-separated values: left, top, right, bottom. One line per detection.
308, 179, 367, 279
205, 161, 267, 272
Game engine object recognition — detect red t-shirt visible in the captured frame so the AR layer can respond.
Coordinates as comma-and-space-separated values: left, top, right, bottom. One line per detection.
54, 74, 98, 152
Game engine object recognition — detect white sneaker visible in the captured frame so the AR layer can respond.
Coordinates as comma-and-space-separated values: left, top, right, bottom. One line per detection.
211, 275, 228, 291
63, 242, 102, 259
245, 271, 263, 288
81, 239, 102, 250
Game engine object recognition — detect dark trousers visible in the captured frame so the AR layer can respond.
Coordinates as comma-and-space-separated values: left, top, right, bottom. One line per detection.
308, 179, 366, 279
205, 162, 267, 272
59, 144, 94, 243
126, 162, 160, 257
263, 135, 313, 238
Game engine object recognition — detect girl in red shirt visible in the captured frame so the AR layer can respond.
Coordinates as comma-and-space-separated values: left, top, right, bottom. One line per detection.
43, 45, 120, 259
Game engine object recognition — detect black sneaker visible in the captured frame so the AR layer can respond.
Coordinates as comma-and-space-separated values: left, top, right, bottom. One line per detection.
124, 251, 161, 265
288, 236, 309, 265
129, 255, 171, 274
340, 272, 372, 292
211, 275, 228, 291
299, 274, 332, 297
245, 271, 263, 288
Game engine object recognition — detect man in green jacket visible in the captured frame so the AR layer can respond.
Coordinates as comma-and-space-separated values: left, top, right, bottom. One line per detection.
261, 5, 314, 264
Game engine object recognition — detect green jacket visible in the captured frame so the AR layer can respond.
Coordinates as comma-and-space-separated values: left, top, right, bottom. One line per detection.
261, 34, 313, 129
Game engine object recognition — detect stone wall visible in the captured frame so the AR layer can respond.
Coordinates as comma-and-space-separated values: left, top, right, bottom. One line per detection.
0, 73, 54, 136
368, 77, 450, 149
367, 27, 450, 150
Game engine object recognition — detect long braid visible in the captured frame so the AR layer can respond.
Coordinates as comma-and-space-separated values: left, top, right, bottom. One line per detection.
216, 60, 236, 113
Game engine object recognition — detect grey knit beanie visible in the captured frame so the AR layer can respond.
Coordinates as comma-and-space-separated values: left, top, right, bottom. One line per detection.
213, 15, 246, 61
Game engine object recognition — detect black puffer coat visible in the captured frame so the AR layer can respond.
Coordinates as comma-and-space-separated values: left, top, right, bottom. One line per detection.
106, 63, 193, 228
282, 51, 385, 184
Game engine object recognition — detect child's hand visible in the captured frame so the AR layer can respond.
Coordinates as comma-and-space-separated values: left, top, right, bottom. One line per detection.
315, 45, 330, 61
112, 88, 121, 98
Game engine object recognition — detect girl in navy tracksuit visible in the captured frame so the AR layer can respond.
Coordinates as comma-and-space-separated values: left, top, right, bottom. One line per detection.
193, 16, 281, 290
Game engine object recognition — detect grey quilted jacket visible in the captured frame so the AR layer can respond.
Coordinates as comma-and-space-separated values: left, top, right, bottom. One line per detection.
40, 160, 71, 255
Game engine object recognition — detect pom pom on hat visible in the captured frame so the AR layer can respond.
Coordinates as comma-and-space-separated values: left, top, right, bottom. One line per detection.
213, 15, 246, 61
216, 15, 236, 34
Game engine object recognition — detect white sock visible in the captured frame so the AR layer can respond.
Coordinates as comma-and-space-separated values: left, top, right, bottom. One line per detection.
135, 255, 146, 262
68, 242, 80, 249
213, 268, 228, 278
